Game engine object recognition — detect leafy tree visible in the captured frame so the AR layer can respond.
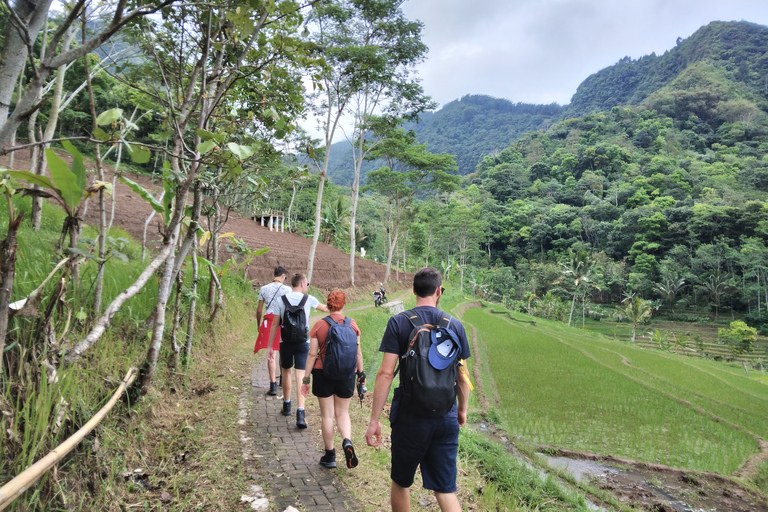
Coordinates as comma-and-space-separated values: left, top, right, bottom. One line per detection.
364, 126, 458, 281
306, 0, 432, 286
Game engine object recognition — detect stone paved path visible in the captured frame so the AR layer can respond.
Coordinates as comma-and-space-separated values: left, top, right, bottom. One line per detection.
247, 357, 361, 511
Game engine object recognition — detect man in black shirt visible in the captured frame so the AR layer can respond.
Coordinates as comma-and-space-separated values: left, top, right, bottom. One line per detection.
365, 267, 471, 512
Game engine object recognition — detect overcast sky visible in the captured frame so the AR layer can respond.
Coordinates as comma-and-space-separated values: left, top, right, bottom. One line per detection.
400, 0, 768, 108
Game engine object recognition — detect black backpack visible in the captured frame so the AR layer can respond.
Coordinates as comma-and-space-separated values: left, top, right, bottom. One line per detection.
397, 309, 461, 418
280, 294, 309, 344
320, 316, 358, 380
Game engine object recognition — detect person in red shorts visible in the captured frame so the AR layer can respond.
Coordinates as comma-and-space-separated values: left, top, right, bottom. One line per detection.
301, 290, 365, 469
254, 266, 291, 396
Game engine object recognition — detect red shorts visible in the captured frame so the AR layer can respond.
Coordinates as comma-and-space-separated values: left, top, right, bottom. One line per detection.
254, 313, 281, 353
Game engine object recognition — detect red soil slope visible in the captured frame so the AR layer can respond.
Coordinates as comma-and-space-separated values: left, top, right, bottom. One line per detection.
84, 170, 393, 289
0, 149, 400, 289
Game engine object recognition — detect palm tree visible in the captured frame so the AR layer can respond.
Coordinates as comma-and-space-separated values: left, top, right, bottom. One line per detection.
320, 198, 350, 245
653, 277, 686, 314
561, 250, 597, 326
701, 271, 730, 319
618, 296, 652, 343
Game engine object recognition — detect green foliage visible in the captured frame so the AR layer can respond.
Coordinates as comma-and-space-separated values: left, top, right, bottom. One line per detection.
458, 429, 589, 511
718, 320, 757, 354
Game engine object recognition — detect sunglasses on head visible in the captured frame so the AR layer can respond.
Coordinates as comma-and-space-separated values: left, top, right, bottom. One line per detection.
440, 287, 445, 294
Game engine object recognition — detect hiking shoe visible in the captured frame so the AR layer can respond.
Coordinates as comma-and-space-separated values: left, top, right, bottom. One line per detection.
296, 409, 307, 429
342, 438, 358, 468
319, 449, 336, 468
281, 401, 291, 416
267, 382, 277, 396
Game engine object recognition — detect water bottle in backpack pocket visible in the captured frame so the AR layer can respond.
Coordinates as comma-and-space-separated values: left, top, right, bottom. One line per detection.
320, 316, 358, 380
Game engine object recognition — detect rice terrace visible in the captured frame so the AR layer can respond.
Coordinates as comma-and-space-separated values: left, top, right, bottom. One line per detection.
453, 301, 768, 511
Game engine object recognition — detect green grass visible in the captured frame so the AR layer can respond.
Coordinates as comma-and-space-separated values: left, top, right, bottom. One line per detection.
462, 306, 761, 475
459, 429, 590, 511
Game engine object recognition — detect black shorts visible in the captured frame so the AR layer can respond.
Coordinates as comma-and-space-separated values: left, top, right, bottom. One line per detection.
311, 368, 355, 399
280, 342, 309, 370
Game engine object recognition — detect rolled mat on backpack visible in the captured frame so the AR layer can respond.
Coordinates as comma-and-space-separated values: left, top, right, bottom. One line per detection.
254, 313, 281, 353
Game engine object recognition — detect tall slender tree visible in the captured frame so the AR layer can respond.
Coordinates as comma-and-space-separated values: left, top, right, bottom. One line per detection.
305, 0, 434, 285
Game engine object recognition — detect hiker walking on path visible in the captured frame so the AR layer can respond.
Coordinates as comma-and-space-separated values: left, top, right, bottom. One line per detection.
254, 266, 291, 396
301, 290, 365, 469
267, 272, 329, 428
365, 267, 472, 512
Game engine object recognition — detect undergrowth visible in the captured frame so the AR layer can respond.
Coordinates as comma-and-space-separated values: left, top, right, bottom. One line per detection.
0, 193, 255, 511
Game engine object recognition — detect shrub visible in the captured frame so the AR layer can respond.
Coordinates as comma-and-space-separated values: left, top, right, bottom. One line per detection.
718, 320, 757, 354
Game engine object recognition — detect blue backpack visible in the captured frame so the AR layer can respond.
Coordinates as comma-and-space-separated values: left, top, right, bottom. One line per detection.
321, 316, 358, 380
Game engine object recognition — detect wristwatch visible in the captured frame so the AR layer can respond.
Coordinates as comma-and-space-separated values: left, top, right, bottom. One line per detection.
302, 377, 311, 385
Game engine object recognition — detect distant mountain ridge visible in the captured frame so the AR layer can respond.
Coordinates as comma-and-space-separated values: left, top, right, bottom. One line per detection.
325, 20, 768, 185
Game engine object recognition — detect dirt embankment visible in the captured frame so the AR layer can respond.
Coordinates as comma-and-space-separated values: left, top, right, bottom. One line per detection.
1, 151, 405, 290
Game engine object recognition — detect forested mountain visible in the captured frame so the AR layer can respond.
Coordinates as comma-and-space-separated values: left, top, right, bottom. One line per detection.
365, 20, 768, 333
563, 21, 768, 119
325, 96, 564, 183
327, 20, 768, 186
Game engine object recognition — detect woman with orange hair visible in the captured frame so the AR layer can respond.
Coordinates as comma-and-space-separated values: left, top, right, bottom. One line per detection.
301, 290, 364, 469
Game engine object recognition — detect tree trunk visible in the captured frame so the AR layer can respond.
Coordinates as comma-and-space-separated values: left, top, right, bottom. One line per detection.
207, 197, 221, 306
568, 292, 577, 326
172, 181, 202, 281
32, 27, 76, 231
167, 270, 183, 370
0, 0, 53, 124
0, 212, 24, 368
142, 191, 164, 262
107, 144, 124, 232
384, 222, 399, 284
8, 73, 23, 169
349, 148, 362, 287
85, 35, 107, 314
207, 266, 224, 323
287, 182, 298, 232
138, 222, 181, 394
184, 233, 198, 365
307, 166, 327, 284
64, 230, 177, 363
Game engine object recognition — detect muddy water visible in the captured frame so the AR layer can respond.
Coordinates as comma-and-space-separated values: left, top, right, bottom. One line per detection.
540, 453, 768, 512
472, 423, 767, 512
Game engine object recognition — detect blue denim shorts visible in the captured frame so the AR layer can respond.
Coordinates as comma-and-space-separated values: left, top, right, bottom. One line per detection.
389, 390, 460, 493
279, 342, 309, 370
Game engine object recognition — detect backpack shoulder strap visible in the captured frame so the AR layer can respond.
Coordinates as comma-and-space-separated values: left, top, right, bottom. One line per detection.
437, 311, 453, 329
281, 294, 290, 309
298, 294, 308, 307
323, 316, 334, 327
343, 316, 351, 326
401, 309, 423, 328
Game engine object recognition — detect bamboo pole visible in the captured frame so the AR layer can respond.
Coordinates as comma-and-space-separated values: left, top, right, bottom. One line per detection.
0, 368, 138, 510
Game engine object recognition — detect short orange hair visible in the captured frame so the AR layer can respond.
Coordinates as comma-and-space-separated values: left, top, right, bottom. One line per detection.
326, 290, 346, 312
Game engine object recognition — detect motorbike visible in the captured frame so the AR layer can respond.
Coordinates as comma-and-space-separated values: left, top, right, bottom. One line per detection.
374, 290, 384, 307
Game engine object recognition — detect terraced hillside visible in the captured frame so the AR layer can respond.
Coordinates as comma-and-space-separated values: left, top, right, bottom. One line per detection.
82, 170, 394, 290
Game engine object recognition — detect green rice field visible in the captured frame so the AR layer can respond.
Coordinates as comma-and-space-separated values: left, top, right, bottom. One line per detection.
461, 306, 767, 475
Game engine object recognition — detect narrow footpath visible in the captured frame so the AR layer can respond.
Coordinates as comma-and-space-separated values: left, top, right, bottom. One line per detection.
243, 356, 361, 512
